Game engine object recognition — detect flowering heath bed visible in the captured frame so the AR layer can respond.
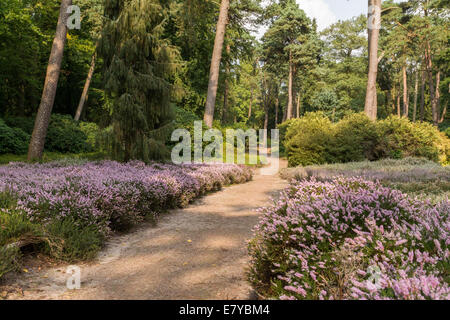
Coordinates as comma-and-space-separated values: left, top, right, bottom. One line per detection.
248, 177, 449, 300
0, 160, 252, 234
0, 160, 252, 276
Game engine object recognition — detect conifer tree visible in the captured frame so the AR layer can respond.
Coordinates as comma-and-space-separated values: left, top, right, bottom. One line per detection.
99, 0, 180, 162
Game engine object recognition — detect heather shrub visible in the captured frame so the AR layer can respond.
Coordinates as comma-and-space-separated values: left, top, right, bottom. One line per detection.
249, 178, 450, 300
284, 112, 334, 167
0, 118, 30, 155
280, 158, 450, 202
0, 161, 253, 237
0, 161, 253, 278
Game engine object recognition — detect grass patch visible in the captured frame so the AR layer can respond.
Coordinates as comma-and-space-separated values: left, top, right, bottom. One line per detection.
0, 151, 108, 165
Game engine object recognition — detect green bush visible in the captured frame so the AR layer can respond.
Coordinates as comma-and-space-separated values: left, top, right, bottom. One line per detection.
330, 113, 379, 163
277, 119, 298, 155
79, 121, 101, 151
284, 112, 334, 167
377, 116, 449, 164
0, 208, 42, 279
45, 218, 103, 261
0, 118, 30, 155
3, 116, 35, 135
3, 114, 93, 155
0, 207, 104, 279
45, 114, 90, 153
282, 113, 450, 167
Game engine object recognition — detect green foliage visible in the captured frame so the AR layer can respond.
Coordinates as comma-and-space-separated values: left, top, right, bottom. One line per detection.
0, 151, 106, 165
100, 0, 180, 162
0, 208, 42, 279
0, 118, 30, 154
283, 112, 450, 167
277, 118, 297, 155
0, 207, 103, 279
330, 113, 379, 163
45, 114, 90, 154
284, 112, 333, 167
310, 89, 342, 121
45, 218, 103, 261
377, 116, 450, 164
79, 121, 101, 150
0, 246, 21, 279
0, 208, 42, 246
2, 115, 97, 155
444, 127, 450, 139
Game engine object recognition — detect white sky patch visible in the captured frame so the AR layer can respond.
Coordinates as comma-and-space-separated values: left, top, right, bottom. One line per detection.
297, 0, 337, 31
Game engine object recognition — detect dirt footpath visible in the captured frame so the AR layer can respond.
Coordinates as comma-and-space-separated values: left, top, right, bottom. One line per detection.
3, 161, 288, 300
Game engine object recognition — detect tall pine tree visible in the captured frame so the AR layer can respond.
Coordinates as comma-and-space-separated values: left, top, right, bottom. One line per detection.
100, 0, 180, 162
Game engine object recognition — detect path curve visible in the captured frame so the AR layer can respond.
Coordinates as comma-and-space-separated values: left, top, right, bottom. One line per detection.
5, 161, 288, 300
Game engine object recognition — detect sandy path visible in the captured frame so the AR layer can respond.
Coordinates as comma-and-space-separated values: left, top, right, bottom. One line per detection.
4, 161, 288, 300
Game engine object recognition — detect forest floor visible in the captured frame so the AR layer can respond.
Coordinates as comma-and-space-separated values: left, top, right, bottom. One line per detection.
1, 160, 288, 300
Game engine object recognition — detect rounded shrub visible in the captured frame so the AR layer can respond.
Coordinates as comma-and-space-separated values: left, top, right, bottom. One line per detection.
330, 113, 380, 163
284, 112, 334, 167
377, 116, 449, 164
282, 113, 450, 167
45, 114, 90, 153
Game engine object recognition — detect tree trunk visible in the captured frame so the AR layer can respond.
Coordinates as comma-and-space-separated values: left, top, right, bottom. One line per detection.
275, 96, 279, 125
424, 42, 438, 126
222, 77, 229, 123
264, 110, 269, 131
204, 0, 230, 128
435, 70, 441, 123
248, 88, 253, 120
287, 50, 294, 120
75, 51, 97, 121
413, 68, 418, 122
420, 69, 425, 121
28, 0, 72, 161
364, 0, 381, 121
222, 44, 231, 124
439, 105, 447, 123
402, 64, 409, 118
296, 91, 301, 118
397, 94, 401, 117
